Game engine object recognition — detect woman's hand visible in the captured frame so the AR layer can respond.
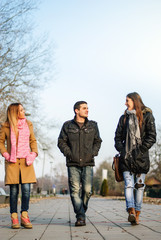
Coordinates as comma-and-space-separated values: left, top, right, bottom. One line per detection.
26, 152, 37, 166
2, 152, 10, 161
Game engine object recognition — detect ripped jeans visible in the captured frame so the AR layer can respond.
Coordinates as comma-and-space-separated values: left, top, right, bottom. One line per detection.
123, 171, 146, 211
68, 166, 93, 220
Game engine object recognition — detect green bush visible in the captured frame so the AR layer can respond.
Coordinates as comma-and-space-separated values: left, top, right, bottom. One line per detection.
147, 188, 161, 198
100, 179, 108, 196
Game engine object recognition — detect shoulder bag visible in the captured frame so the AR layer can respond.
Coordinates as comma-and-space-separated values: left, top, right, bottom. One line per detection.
112, 154, 124, 182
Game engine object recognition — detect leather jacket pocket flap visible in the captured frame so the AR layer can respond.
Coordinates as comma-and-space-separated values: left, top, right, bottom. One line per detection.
68, 128, 79, 134
84, 128, 94, 134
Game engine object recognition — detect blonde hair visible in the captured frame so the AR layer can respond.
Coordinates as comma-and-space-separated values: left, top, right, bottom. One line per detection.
6, 103, 21, 135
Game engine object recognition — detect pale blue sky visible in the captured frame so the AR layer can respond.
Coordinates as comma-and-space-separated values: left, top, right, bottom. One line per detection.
1, 0, 161, 180
34, 0, 161, 177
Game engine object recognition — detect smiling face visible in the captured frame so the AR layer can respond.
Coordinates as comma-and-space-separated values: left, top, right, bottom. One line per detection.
18, 104, 25, 119
75, 103, 88, 118
125, 97, 134, 111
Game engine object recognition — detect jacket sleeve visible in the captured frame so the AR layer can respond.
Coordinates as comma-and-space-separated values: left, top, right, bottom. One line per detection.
0, 126, 8, 155
29, 122, 38, 156
140, 112, 156, 153
57, 123, 72, 158
92, 123, 102, 156
114, 115, 125, 153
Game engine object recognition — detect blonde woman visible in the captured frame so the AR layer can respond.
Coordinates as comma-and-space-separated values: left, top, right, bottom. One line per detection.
0, 103, 38, 229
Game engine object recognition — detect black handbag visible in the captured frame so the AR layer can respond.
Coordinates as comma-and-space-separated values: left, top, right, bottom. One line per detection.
112, 154, 124, 182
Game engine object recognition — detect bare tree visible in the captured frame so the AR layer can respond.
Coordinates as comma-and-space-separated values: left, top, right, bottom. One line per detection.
0, 0, 54, 122
149, 126, 161, 181
0, 0, 56, 166
34, 163, 68, 193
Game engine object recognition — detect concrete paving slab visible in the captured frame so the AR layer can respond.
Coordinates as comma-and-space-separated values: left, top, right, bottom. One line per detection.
0, 196, 161, 240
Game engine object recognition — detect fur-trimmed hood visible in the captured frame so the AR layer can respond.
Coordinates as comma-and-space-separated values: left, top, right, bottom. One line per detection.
142, 107, 152, 114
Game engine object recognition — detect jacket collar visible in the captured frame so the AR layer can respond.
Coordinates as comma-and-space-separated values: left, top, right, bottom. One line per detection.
142, 107, 152, 114
73, 116, 88, 127
124, 107, 152, 116
1, 122, 10, 128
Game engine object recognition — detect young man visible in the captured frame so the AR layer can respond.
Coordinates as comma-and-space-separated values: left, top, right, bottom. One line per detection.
58, 101, 102, 226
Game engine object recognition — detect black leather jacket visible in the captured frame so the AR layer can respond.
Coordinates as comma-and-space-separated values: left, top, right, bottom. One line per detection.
114, 108, 156, 174
58, 118, 102, 167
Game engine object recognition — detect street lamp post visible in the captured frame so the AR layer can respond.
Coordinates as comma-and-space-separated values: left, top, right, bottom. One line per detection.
50, 161, 53, 179
41, 148, 48, 192
50, 161, 53, 194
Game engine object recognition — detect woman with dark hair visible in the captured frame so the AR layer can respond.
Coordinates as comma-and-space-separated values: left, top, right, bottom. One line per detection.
0, 103, 38, 229
114, 92, 156, 225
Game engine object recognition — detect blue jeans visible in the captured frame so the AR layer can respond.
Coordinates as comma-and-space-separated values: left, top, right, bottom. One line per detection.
123, 171, 146, 211
68, 166, 93, 220
10, 183, 31, 214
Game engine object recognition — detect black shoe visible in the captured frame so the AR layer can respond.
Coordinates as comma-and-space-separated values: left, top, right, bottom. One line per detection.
75, 218, 86, 227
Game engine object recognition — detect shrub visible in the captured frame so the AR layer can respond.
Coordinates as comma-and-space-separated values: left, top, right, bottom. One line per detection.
100, 179, 108, 196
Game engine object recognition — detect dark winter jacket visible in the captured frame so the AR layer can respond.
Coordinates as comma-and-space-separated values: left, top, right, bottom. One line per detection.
114, 108, 156, 174
58, 118, 102, 167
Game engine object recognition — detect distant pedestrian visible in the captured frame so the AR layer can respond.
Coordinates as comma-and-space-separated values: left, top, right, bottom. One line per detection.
114, 92, 156, 225
58, 101, 102, 226
0, 103, 38, 229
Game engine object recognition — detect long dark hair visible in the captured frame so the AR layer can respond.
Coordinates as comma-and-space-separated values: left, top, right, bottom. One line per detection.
126, 92, 146, 128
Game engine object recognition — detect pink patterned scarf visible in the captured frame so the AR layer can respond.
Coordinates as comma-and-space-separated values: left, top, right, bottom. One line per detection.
10, 118, 30, 163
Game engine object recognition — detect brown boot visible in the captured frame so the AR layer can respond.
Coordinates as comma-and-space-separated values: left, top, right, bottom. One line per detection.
21, 211, 32, 229
11, 213, 20, 229
128, 208, 136, 225
135, 210, 141, 225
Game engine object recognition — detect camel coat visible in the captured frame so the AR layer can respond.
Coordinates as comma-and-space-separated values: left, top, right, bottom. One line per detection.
0, 120, 38, 185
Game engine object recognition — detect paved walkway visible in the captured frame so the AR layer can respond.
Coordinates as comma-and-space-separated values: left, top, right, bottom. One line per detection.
0, 196, 161, 240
